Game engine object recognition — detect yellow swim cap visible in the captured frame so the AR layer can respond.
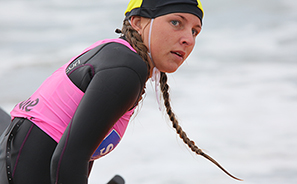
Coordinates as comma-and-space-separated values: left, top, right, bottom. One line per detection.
125, 0, 204, 24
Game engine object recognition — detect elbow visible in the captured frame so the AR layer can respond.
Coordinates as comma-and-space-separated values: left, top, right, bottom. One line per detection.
50, 146, 62, 184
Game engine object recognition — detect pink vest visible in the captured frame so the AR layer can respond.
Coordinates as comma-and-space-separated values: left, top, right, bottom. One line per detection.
11, 38, 137, 160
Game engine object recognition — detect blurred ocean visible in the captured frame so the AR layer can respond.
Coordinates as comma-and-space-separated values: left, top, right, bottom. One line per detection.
0, 0, 297, 183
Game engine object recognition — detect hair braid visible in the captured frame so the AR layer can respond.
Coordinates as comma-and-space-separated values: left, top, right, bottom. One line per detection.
116, 20, 153, 103
160, 72, 242, 181
116, 20, 152, 79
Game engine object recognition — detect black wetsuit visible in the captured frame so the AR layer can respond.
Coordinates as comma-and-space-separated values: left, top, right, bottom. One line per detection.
0, 38, 148, 184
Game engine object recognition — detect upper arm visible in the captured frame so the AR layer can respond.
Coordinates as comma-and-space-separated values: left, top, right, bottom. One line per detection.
50, 42, 147, 184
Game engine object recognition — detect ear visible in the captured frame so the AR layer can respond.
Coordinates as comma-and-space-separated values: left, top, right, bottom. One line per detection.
129, 16, 142, 34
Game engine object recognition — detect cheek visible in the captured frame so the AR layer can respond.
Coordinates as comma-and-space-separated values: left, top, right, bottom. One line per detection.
150, 31, 168, 55
186, 44, 195, 58
151, 23, 172, 44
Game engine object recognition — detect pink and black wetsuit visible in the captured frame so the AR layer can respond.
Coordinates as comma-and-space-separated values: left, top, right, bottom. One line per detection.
10, 38, 139, 160
0, 38, 148, 184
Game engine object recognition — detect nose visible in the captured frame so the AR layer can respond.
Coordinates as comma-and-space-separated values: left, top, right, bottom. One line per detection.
180, 30, 195, 47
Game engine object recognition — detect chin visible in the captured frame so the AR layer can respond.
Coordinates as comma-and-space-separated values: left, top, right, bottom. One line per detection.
156, 62, 182, 73
160, 68, 178, 73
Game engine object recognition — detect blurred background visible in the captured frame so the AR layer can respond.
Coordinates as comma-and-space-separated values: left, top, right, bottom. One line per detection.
0, 0, 296, 183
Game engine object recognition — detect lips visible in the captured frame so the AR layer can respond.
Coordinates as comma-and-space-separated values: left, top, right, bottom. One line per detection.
171, 51, 185, 59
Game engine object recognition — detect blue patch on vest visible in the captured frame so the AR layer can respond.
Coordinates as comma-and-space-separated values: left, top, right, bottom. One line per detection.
91, 129, 121, 160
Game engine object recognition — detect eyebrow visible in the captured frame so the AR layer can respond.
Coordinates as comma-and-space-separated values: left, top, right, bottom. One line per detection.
175, 14, 202, 29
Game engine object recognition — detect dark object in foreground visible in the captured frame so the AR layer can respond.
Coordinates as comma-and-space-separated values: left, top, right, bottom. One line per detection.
0, 107, 10, 135
107, 175, 125, 184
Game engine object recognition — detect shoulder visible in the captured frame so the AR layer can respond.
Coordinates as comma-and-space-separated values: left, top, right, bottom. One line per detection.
89, 41, 148, 83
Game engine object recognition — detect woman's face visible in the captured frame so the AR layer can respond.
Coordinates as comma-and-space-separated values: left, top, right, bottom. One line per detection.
134, 13, 202, 73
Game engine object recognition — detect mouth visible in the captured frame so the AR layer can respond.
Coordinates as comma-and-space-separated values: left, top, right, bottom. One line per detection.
171, 51, 185, 59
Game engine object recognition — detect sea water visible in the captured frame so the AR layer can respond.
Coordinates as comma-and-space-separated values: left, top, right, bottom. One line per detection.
0, 0, 296, 183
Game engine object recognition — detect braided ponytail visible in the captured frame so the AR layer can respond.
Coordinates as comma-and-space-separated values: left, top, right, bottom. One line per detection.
115, 20, 154, 104
116, 20, 152, 79
160, 72, 242, 181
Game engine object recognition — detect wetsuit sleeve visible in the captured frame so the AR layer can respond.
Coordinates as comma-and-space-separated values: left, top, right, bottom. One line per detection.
50, 43, 147, 184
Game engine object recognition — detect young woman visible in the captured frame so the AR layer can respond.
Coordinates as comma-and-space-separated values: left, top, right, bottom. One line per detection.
0, 0, 241, 183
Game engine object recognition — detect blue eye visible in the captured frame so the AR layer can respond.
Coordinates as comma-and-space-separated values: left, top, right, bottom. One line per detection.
171, 20, 180, 26
192, 29, 199, 37
192, 29, 198, 36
